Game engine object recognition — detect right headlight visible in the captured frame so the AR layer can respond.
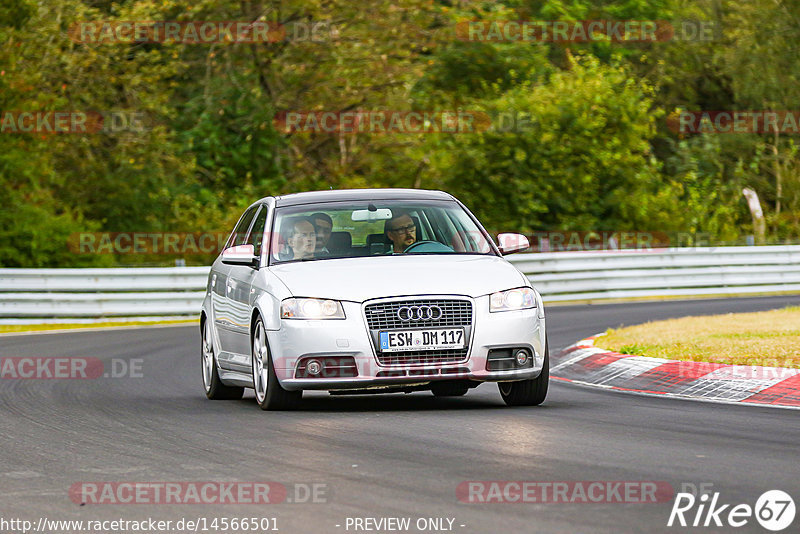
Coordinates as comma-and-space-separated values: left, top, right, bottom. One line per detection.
489, 287, 537, 312
280, 298, 345, 319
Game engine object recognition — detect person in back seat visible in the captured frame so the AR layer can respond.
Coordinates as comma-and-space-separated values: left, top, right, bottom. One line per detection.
311, 212, 333, 255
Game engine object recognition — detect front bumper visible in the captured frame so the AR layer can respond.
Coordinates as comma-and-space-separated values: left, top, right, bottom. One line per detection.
267, 295, 546, 391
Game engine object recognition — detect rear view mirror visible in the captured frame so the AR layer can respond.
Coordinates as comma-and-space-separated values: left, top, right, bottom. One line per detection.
351, 208, 393, 221
221, 244, 258, 266
497, 233, 530, 255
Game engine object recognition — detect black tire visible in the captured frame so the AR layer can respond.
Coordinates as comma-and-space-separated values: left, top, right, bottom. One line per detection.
498, 339, 549, 406
201, 320, 245, 400
431, 381, 470, 397
252, 317, 302, 410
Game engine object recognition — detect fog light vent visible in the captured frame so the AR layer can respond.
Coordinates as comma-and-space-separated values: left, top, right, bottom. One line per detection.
295, 356, 358, 378
487, 348, 534, 371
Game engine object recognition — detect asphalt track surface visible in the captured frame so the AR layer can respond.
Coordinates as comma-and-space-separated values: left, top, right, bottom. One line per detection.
1, 295, 799, 534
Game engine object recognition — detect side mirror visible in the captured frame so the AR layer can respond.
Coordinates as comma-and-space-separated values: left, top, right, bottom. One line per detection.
497, 233, 530, 255
221, 244, 258, 266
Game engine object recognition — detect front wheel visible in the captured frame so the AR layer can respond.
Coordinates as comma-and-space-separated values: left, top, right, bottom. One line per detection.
498, 339, 549, 406
201, 320, 244, 400
252, 318, 302, 410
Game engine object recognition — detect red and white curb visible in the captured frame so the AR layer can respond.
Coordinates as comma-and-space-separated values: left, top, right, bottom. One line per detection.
552, 335, 800, 409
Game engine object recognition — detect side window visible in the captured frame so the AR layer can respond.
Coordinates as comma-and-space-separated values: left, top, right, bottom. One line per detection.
246, 206, 269, 257
226, 205, 259, 248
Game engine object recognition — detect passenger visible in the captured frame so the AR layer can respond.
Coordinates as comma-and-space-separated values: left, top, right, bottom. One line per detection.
384, 212, 417, 253
282, 217, 316, 260
311, 212, 333, 255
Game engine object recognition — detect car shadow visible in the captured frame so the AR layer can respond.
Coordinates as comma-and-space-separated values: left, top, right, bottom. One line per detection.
222, 389, 563, 413
294, 392, 499, 412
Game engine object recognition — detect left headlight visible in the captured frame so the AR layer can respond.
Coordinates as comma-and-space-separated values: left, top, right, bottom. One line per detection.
490, 287, 537, 312
281, 298, 346, 319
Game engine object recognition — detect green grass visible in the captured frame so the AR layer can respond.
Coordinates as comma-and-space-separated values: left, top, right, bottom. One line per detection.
597, 306, 800, 368
618, 343, 649, 356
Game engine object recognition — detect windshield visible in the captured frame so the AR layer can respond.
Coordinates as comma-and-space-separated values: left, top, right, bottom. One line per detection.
270, 200, 495, 264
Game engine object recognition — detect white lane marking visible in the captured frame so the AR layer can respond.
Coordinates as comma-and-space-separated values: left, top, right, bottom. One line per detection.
679, 376, 788, 401
701, 366, 800, 381
551, 347, 606, 372
556, 377, 800, 411
590, 356, 670, 386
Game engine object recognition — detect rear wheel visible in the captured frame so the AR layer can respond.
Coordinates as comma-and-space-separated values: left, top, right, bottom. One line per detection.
252, 318, 302, 410
201, 320, 244, 400
498, 339, 549, 406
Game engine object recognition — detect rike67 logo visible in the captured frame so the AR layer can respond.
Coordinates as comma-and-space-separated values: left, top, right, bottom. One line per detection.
668, 489, 795, 531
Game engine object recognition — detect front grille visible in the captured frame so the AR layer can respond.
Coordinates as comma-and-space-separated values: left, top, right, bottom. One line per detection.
365, 298, 473, 366
377, 349, 467, 366
376, 366, 470, 377
364, 299, 472, 330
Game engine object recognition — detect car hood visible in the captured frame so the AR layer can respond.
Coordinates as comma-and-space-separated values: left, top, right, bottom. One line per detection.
270, 254, 528, 302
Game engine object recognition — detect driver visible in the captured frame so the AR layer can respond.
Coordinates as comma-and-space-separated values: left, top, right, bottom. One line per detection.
384, 212, 417, 253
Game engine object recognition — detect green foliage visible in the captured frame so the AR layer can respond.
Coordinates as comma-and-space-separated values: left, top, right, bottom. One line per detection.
658, 135, 742, 240
0, 188, 110, 267
2, 0, 800, 266
0, 0, 34, 30
427, 57, 663, 233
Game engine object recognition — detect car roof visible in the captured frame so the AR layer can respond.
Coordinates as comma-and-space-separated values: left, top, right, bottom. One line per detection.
271, 188, 453, 207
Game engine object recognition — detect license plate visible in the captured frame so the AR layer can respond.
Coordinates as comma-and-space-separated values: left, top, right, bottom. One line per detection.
379, 328, 465, 353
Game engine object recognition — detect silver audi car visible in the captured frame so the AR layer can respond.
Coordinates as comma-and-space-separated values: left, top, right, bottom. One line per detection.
201, 189, 548, 410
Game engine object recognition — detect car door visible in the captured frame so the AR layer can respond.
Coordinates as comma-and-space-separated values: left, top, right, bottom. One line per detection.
213, 204, 259, 362
221, 204, 269, 370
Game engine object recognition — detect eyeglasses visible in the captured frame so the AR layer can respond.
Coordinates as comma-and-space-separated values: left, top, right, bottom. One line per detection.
389, 224, 416, 234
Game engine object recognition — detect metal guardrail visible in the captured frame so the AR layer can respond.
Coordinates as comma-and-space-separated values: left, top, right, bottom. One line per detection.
516, 245, 800, 301
1, 246, 799, 319
0, 267, 209, 319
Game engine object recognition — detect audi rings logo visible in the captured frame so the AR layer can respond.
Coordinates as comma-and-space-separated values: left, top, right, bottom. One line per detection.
397, 305, 443, 321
